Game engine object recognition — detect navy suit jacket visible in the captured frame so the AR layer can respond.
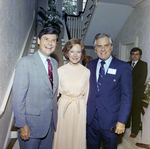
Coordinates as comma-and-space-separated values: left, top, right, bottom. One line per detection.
87, 57, 132, 130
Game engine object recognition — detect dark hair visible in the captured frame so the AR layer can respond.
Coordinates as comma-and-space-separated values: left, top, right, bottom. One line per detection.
62, 38, 86, 60
93, 33, 113, 48
130, 47, 142, 55
82, 56, 93, 66
38, 27, 59, 42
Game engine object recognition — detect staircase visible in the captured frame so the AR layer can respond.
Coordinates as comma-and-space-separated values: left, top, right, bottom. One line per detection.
64, 0, 96, 41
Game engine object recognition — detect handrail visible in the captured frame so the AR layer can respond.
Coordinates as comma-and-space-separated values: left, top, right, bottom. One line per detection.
0, 14, 35, 116
64, 0, 89, 40
64, 13, 71, 40
64, 0, 96, 41
64, 0, 88, 40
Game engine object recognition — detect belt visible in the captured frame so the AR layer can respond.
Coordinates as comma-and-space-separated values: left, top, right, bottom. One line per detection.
61, 95, 83, 118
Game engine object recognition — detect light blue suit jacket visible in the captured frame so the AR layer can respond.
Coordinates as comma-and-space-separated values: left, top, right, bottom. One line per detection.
12, 51, 58, 138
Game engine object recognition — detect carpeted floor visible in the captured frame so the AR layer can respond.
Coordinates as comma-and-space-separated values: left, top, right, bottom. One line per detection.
10, 127, 143, 149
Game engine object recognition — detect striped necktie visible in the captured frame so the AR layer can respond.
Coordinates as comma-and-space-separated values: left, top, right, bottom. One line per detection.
97, 61, 105, 91
47, 59, 53, 89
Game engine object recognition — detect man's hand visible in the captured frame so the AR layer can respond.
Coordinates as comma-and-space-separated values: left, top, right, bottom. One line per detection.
20, 125, 30, 141
115, 122, 125, 134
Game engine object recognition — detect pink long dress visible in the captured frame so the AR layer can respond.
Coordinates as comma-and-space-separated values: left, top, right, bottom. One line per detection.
52, 63, 90, 149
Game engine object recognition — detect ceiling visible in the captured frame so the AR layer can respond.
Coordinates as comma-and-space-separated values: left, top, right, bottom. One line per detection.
83, 0, 148, 46
83, 0, 146, 46
97, 0, 143, 7
84, 2, 134, 46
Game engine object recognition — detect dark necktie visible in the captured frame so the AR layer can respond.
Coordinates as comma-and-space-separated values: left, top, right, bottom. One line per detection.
132, 62, 135, 70
46, 59, 53, 89
97, 61, 105, 91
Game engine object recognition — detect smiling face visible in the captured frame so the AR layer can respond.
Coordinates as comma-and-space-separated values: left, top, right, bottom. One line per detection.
68, 44, 82, 66
38, 34, 57, 58
95, 37, 113, 61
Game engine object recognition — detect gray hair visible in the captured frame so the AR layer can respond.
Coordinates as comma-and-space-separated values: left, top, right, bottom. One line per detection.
93, 33, 113, 48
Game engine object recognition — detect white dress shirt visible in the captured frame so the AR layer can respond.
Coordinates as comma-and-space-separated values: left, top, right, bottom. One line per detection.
96, 55, 113, 82
38, 50, 51, 74
132, 60, 138, 68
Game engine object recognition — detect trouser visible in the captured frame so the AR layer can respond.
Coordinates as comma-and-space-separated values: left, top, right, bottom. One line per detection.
126, 97, 142, 134
87, 110, 119, 149
18, 118, 54, 149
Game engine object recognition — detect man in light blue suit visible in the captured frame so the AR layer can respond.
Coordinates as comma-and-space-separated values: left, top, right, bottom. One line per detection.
12, 27, 58, 149
86, 33, 132, 149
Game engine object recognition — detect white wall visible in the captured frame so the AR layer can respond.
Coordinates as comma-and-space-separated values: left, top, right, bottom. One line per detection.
85, 48, 98, 59
113, 3, 150, 79
0, 0, 38, 148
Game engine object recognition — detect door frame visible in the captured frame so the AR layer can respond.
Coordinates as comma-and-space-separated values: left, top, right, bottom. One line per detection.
119, 36, 138, 61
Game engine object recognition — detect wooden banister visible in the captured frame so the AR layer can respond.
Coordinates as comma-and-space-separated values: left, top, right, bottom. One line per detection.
64, 0, 96, 41
64, 13, 71, 39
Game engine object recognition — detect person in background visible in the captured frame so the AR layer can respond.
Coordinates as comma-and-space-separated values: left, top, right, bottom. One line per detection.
82, 55, 93, 67
52, 38, 90, 149
126, 47, 147, 138
12, 27, 58, 149
86, 33, 132, 149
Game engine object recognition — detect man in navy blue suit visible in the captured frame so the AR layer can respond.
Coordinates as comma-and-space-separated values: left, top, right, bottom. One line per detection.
86, 33, 132, 149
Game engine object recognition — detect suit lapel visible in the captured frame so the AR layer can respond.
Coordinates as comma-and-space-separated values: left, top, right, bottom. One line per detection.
51, 58, 58, 94
91, 59, 99, 92
131, 60, 141, 72
128, 61, 132, 66
33, 52, 52, 91
133, 60, 141, 69
98, 57, 118, 94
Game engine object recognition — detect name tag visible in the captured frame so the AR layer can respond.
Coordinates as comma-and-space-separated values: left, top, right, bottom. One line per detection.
107, 68, 117, 75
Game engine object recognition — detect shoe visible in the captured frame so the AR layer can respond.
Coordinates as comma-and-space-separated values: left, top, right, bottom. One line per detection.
136, 143, 150, 149
130, 133, 137, 138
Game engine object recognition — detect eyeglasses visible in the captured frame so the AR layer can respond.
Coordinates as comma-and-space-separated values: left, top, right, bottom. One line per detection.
131, 53, 140, 55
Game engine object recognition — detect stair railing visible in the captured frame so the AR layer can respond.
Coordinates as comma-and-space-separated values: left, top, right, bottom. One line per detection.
64, 0, 97, 41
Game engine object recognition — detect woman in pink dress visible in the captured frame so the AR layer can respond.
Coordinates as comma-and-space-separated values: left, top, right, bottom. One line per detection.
52, 38, 90, 149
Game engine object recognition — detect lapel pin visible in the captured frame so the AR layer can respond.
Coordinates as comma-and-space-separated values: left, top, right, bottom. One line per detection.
113, 79, 116, 82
